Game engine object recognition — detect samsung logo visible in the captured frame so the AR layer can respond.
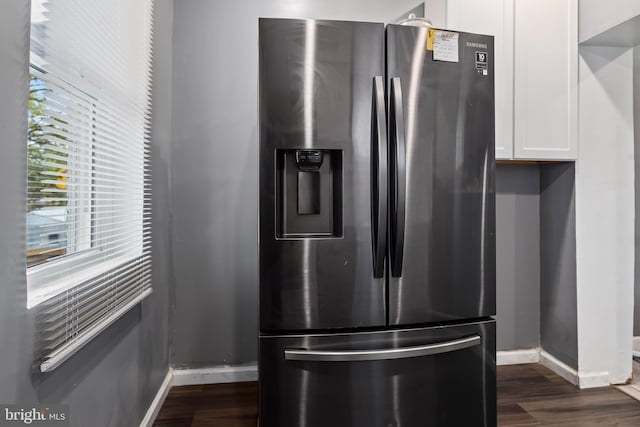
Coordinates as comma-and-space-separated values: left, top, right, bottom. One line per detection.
466, 41, 488, 49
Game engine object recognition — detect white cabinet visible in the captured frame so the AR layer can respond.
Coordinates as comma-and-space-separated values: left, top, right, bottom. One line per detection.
513, 0, 577, 160
445, 0, 577, 160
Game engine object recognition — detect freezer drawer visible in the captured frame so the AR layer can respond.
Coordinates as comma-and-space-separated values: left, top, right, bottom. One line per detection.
259, 320, 496, 427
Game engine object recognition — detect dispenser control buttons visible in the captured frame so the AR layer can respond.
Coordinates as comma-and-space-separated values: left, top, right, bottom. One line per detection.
296, 150, 324, 170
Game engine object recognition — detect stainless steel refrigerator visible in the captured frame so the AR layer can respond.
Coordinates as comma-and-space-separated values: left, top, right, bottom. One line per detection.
259, 17, 496, 427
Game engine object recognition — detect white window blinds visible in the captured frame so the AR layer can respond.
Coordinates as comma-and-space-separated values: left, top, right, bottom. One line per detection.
27, 0, 154, 372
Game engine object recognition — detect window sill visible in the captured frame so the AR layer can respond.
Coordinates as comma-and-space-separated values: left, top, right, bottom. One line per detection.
27, 252, 141, 308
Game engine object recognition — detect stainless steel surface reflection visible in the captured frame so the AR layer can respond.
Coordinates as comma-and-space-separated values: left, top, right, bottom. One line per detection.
259, 19, 386, 331
260, 320, 496, 427
386, 25, 496, 325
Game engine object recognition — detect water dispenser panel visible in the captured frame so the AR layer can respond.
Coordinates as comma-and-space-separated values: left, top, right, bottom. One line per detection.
275, 149, 342, 238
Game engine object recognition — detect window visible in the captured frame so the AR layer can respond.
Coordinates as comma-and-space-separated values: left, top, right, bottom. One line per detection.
27, 72, 92, 270
27, 0, 154, 372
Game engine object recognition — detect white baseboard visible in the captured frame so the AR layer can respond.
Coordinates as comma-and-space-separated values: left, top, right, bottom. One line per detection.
536, 350, 610, 389
172, 363, 258, 386
577, 370, 610, 389
540, 350, 579, 385
497, 348, 540, 366
139, 368, 173, 427
539, 350, 610, 388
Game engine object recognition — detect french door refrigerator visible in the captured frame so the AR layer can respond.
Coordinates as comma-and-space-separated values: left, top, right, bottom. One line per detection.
259, 18, 496, 427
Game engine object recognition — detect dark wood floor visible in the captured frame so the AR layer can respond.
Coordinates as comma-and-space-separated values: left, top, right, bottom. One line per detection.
154, 381, 257, 427
497, 364, 640, 426
154, 364, 640, 426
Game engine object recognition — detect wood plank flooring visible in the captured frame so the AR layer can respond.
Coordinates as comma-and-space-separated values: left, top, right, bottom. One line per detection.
498, 364, 640, 426
154, 381, 257, 427
154, 364, 640, 426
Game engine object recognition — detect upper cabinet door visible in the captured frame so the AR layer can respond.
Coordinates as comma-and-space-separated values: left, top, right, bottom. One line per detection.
513, 0, 578, 160
447, 0, 514, 160
447, 0, 577, 161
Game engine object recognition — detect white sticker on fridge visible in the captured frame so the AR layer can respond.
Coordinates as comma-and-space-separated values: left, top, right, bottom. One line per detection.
433, 31, 459, 63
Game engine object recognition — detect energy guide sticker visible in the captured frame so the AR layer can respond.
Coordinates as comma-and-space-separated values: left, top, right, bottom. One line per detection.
427, 30, 459, 63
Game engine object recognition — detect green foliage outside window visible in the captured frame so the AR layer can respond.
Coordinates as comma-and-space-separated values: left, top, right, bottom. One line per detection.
27, 75, 67, 211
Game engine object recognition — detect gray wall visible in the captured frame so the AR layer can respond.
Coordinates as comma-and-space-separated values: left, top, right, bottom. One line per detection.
0, 1, 172, 426
170, 0, 429, 367
540, 163, 578, 369
170, 0, 259, 367
495, 165, 541, 351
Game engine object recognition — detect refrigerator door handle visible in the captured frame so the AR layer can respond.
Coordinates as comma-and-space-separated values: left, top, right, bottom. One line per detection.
284, 335, 480, 362
389, 77, 406, 277
371, 76, 388, 278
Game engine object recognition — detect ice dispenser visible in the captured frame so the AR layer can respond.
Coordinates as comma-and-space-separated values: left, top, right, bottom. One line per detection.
275, 149, 342, 238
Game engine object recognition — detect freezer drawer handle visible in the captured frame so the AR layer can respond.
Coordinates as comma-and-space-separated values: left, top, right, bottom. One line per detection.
284, 335, 481, 362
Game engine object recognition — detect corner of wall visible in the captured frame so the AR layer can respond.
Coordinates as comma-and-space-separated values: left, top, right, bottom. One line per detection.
539, 162, 578, 371
576, 45, 634, 386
